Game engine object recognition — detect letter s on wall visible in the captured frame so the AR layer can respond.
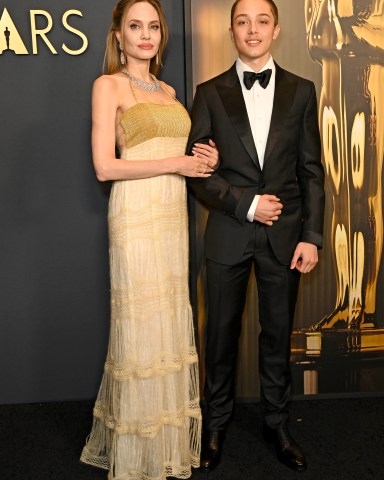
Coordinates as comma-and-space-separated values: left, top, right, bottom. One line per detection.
62, 10, 88, 55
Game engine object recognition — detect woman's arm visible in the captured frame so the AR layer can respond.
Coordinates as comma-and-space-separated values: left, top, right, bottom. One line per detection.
91, 76, 217, 182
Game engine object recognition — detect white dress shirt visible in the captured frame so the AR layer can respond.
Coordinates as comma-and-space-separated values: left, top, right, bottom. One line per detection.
236, 56, 276, 222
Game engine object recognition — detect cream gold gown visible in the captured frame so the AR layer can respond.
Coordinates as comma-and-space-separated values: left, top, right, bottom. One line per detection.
81, 92, 201, 480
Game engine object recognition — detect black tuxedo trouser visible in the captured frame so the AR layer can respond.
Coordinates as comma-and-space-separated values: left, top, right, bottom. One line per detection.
203, 223, 301, 431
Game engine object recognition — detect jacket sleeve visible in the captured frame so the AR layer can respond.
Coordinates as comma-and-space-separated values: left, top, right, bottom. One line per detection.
297, 82, 325, 248
186, 84, 256, 225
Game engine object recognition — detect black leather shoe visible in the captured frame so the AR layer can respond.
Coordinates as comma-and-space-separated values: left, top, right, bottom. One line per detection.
200, 430, 224, 471
263, 424, 307, 472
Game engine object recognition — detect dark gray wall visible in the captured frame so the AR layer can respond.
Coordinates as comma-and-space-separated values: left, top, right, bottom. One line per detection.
0, 0, 186, 404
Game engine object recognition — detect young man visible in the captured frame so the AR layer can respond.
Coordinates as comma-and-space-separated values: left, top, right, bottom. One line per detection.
187, 0, 325, 472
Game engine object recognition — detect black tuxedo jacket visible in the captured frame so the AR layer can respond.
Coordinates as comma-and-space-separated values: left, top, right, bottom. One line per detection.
187, 63, 325, 266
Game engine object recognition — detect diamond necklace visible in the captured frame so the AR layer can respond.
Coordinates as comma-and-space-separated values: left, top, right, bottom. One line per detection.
121, 68, 160, 92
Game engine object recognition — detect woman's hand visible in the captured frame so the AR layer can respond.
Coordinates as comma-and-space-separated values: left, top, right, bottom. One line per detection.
173, 154, 215, 178
192, 139, 220, 170
172, 139, 219, 178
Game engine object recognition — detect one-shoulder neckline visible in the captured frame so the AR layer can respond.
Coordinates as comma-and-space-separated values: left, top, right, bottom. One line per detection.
119, 102, 183, 121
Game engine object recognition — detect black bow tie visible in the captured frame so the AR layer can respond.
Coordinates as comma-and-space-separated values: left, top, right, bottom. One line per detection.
243, 69, 272, 90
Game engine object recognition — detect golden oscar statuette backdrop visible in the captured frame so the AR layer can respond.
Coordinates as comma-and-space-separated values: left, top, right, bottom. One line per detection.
292, 1, 384, 371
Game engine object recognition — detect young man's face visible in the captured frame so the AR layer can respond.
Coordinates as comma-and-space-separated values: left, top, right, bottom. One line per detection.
230, 0, 280, 67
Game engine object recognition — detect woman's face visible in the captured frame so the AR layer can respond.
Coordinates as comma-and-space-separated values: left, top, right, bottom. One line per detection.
116, 1, 161, 65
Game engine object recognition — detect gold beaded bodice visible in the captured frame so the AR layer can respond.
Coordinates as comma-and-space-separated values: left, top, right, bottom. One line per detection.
117, 102, 191, 151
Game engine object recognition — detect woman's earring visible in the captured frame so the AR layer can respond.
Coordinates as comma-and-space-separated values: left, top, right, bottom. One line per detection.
155, 53, 159, 65
119, 43, 125, 65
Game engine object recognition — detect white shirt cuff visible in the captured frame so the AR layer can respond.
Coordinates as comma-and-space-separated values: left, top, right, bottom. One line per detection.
247, 195, 261, 222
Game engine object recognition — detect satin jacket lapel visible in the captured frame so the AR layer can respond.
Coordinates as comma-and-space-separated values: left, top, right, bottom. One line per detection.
264, 65, 297, 168
216, 65, 260, 170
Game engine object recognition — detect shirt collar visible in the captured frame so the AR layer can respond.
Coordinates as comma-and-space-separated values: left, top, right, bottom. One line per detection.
236, 56, 275, 89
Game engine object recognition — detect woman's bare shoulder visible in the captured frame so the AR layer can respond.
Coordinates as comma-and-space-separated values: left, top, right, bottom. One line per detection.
159, 80, 176, 99
93, 73, 126, 91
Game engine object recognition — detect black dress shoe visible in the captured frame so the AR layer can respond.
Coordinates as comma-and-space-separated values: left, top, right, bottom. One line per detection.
263, 424, 307, 472
200, 430, 224, 471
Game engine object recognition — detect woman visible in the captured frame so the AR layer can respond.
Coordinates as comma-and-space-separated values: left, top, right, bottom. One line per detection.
80, 1, 218, 479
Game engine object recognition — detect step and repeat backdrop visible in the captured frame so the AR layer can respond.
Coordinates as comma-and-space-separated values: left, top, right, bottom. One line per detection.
0, 0, 186, 404
1, 0, 383, 404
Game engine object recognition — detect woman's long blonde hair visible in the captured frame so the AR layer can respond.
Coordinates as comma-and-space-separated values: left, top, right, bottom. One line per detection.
104, 0, 169, 76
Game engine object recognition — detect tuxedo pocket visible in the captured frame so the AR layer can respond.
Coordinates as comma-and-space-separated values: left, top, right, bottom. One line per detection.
204, 211, 252, 265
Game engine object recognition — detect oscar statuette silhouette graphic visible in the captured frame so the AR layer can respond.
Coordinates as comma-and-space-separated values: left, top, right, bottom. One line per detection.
295, 0, 384, 381
5, 26, 10, 49
1, 26, 15, 54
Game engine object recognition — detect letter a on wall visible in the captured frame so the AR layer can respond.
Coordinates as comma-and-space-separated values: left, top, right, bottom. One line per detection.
0, 8, 28, 54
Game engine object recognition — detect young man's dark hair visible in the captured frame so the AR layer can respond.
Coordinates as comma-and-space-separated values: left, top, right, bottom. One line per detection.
231, 0, 279, 26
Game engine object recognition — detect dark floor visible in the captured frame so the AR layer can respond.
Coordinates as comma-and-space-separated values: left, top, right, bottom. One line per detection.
1, 397, 384, 480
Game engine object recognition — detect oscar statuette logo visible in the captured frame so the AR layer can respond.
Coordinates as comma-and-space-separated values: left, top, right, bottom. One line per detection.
0, 7, 88, 56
